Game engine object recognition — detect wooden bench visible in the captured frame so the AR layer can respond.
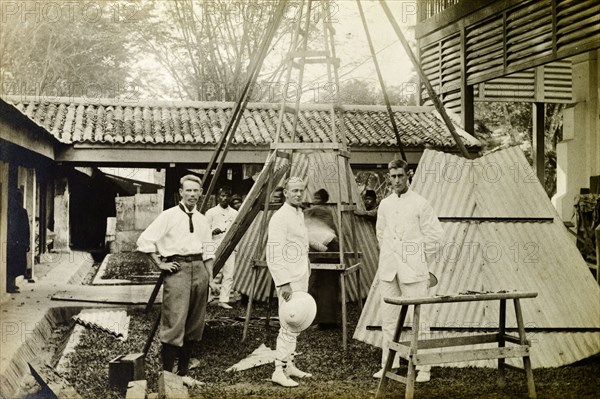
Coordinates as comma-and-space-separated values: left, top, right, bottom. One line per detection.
376, 291, 538, 399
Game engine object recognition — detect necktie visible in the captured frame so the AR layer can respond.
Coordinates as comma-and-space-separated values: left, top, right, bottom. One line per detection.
179, 204, 194, 233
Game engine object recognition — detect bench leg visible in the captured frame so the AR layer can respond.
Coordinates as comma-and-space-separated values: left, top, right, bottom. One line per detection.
497, 298, 506, 388
514, 299, 537, 399
376, 305, 408, 399
405, 304, 421, 399
356, 268, 363, 311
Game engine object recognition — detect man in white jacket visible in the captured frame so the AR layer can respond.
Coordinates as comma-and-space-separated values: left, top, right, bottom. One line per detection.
205, 186, 238, 309
374, 159, 444, 383
266, 176, 313, 387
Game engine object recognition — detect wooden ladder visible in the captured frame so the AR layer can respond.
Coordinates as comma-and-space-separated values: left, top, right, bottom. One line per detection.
240, 0, 362, 349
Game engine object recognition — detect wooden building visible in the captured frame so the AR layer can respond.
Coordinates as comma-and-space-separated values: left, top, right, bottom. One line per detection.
0, 96, 480, 300
414, 0, 600, 220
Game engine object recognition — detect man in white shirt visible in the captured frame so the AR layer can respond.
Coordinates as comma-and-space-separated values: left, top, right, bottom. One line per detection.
136, 174, 215, 377
374, 159, 444, 383
205, 186, 238, 309
266, 176, 313, 387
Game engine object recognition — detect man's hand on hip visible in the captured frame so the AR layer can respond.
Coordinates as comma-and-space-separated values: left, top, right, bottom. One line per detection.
279, 283, 293, 301
159, 261, 181, 274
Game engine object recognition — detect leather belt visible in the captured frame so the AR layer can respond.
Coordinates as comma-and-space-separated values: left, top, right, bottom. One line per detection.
163, 254, 203, 263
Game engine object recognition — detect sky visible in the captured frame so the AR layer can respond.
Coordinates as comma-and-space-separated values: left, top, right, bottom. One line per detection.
328, 0, 417, 87
135, 0, 419, 101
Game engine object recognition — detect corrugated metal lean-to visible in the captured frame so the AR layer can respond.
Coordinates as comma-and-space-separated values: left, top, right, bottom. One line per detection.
353, 147, 600, 368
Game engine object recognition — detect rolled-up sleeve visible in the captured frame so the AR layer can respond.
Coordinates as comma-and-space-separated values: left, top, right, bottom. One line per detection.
136, 213, 167, 253
202, 223, 216, 260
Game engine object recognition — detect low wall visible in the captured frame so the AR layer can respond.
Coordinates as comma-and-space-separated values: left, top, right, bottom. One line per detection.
111, 191, 163, 253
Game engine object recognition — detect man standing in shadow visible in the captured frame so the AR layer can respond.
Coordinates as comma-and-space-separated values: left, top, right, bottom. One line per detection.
7, 190, 29, 293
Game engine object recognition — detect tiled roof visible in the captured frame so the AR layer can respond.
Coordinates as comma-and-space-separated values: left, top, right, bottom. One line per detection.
3, 96, 480, 148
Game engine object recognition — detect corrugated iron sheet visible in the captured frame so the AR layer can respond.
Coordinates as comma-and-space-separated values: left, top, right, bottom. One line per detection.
73, 309, 130, 341
353, 147, 600, 368
3, 96, 480, 148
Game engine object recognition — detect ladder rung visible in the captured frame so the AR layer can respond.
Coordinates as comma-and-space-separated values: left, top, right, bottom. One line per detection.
288, 50, 329, 59
340, 205, 357, 211
274, 150, 292, 160
344, 263, 361, 275
339, 149, 351, 159
283, 105, 297, 114
385, 372, 407, 385
310, 263, 346, 270
308, 251, 362, 259
304, 57, 340, 67
270, 143, 345, 151
332, 103, 346, 112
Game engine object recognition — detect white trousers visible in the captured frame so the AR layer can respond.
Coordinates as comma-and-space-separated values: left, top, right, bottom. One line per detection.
213, 235, 236, 303
380, 277, 430, 372
218, 251, 235, 303
275, 272, 309, 362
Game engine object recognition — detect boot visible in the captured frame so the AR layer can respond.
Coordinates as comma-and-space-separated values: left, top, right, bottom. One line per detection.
177, 341, 193, 376
271, 360, 298, 387
161, 343, 178, 372
286, 353, 312, 378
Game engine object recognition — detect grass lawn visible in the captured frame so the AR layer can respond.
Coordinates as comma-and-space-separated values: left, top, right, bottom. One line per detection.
100, 252, 159, 280
56, 301, 599, 399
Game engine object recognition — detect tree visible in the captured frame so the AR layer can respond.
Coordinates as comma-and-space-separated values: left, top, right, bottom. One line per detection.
337, 79, 416, 106
0, 1, 141, 99
130, 0, 314, 101
474, 101, 565, 197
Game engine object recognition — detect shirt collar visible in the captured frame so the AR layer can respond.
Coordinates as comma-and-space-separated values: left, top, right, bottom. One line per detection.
282, 202, 303, 213
179, 202, 197, 213
393, 188, 411, 199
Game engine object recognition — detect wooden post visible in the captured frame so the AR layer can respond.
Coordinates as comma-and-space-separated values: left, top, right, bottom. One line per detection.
596, 224, 600, 284
532, 102, 545, 185
340, 273, 347, 349
460, 28, 475, 134
28, 168, 36, 281
405, 305, 421, 399
265, 277, 275, 331
242, 266, 257, 342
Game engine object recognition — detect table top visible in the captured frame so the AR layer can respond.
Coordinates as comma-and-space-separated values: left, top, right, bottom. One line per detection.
384, 291, 538, 305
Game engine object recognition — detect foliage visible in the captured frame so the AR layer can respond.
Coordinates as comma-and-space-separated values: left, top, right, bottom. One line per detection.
129, 0, 312, 101
0, 1, 143, 99
338, 79, 417, 106
474, 102, 565, 198
101, 252, 158, 280
574, 194, 600, 264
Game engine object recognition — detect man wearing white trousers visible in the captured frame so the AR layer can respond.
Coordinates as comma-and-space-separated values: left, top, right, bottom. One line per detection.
374, 159, 444, 383
266, 176, 312, 387
205, 186, 238, 309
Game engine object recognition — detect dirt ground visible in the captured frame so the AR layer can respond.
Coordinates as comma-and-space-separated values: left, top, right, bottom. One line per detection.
29, 300, 600, 399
